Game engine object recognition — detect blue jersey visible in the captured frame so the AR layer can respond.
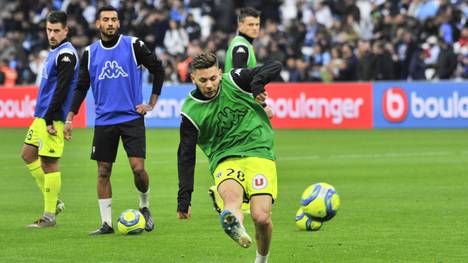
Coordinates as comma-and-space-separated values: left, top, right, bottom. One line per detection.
87, 35, 143, 125
35, 42, 79, 121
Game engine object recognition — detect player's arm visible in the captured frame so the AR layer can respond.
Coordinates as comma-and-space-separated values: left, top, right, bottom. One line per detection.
43, 51, 77, 135
231, 61, 282, 103
231, 45, 250, 68
177, 115, 198, 219
64, 49, 91, 140
133, 38, 165, 114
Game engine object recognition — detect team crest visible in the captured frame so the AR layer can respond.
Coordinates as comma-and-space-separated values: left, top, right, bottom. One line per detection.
98, 60, 129, 80
252, 174, 268, 190
216, 172, 223, 179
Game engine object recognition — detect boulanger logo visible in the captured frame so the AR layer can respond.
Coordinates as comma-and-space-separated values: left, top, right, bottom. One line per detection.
98, 60, 128, 80
383, 88, 408, 122
0, 95, 36, 118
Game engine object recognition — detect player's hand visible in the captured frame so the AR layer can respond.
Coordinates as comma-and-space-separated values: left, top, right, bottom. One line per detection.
64, 122, 73, 141
177, 206, 191, 219
136, 104, 154, 115
255, 91, 268, 104
264, 105, 273, 119
46, 124, 57, 135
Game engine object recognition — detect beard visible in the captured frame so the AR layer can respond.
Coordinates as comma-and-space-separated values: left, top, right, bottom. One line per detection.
100, 28, 118, 39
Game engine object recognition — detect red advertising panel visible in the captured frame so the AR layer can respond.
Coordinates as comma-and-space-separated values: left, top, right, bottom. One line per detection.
266, 83, 373, 129
0, 86, 87, 128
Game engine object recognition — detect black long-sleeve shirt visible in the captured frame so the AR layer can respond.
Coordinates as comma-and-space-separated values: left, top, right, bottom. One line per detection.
69, 34, 164, 114
177, 61, 282, 213
231, 32, 254, 69
44, 40, 78, 125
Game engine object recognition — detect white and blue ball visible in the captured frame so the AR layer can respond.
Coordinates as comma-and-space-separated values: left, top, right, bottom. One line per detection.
117, 209, 146, 235
301, 183, 340, 222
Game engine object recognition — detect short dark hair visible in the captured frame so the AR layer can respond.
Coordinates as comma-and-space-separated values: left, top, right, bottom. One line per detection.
192, 52, 218, 71
238, 7, 260, 22
47, 11, 67, 26
97, 5, 118, 20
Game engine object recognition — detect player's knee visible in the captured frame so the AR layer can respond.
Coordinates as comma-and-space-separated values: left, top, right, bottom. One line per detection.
98, 167, 112, 179
131, 165, 145, 177
41, 157, 59, 173
21, 149, 35, 163
251, 210, 272, 227
21, 152, 32, 163
132, 166, 145, 176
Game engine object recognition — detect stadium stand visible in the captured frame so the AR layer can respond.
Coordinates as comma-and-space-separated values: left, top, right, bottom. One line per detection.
0, 0, 467, 86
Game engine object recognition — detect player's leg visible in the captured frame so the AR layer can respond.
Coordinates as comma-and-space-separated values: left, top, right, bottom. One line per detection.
213, 158, 252, 248
218, 180, 252, 248
209, 187, 250, 215
129, 157, 154, 231
21, 119, 45, 194
244, 157, 278, 262
121, 117, 154, 231
89, 124, 119, 235
250, 195, 273, 263
27, 120, 66, 228
97, 161, 113, 219
218, 180, 244, 222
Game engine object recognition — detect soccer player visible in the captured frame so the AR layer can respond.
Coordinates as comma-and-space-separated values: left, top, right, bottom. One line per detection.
210, 7, 264, 215
177, 52, 281, 263
224, 7, 261, 72
63, 6, 164, 235
21, 11, 79, 228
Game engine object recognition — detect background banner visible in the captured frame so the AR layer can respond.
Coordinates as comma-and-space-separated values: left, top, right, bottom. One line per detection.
266, 83, 373, 129
373, 82, 468, 128
0, 86, 86, 128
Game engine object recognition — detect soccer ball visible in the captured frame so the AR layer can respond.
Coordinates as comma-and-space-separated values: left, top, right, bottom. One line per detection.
117, 209, 146, 235
301, 183, 340, 222
295, 208, 322, 231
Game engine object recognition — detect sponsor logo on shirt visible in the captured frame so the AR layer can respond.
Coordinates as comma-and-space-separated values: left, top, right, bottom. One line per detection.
98, 60, 129, 80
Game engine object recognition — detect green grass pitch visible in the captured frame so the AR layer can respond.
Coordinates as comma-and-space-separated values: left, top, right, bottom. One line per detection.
0, 128, 467, 262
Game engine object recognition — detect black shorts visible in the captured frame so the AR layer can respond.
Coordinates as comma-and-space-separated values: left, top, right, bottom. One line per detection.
91, 117, 146, 162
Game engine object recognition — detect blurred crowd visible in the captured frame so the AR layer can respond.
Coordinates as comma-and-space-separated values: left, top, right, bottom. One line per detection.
0, 0, 467, 87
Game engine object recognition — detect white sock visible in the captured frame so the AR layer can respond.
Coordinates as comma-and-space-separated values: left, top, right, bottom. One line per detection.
98, 198, 112, 226
139, 188, 150, 209
255, 250, 269, 263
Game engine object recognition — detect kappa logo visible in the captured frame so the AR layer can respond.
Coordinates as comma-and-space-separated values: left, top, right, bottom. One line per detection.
98, 60, 129, 80
61, 56, 71, 63
215, 106, 247, 138
252, 174, 268, 190
236, 47, 246, 53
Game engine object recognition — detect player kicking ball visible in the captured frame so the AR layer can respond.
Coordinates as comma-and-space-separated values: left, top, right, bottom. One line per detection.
177, 52, 281, 263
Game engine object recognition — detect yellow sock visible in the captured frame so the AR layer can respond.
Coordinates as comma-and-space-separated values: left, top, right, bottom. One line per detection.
44, 172, 61, 214
26, 159, 45, 194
